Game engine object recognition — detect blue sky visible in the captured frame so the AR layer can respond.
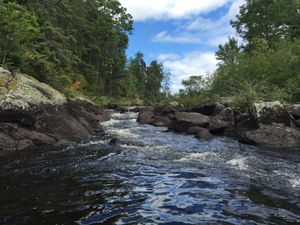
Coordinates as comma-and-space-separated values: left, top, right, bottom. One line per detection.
118, 0, 245, 92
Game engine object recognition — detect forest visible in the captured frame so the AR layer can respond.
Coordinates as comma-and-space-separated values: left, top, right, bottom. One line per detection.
0, 0, 299, 107
0, 0, 168, 104
179, 0, 300, 108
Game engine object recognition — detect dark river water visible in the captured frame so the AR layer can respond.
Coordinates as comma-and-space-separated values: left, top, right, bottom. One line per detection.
0, 111, 300, 225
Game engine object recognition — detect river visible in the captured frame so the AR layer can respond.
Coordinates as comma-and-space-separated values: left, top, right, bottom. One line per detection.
0, 111, 299, 225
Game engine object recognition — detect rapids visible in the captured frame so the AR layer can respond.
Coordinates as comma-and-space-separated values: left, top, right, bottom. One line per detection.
0, 111, 299, 224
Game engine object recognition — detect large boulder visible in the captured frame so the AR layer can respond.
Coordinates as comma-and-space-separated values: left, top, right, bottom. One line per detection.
150, 116, 171, 127
137, 110, 155, 124
190, 101, 224, 116
168, 112, 210, 132
153, 105, 176, 115
209, 118, 231, 134
286, 104, 300, 120
0, 67, 108, 151
0, 68, 66, 113
239, 123, 300, 147
252, 101, 293, 127
208, 107, 235, 134
190, 98, 232, 116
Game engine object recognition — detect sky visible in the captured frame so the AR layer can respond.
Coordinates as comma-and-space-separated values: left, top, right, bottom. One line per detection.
118, 0, 245, 92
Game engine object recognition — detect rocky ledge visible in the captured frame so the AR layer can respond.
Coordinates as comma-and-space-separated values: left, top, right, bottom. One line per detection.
0, 67, 109, 151
136, 99, 300, 148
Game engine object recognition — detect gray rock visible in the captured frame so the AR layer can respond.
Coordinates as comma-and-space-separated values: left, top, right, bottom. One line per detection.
137, 110, 155, 124
191, 98, 232, 115
286, 104, 300, 120
207, 107, 235, 134
168, 112, 211, 132
0, 67, 108, 151
235, 113, 250, 123
175, 112, 211, 126
209, 118, 231, 134
195, 129, 213, 140
187, 126, 204, 134
252, 101, 293, 127
150, 116, 171, 127
239, 123, 300, 147
295, 119, 300, 127
0, 67, 66, 112
153, 105, 176, 115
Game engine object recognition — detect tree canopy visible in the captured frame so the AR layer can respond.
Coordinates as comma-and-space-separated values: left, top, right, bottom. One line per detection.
179, 0, 300, 107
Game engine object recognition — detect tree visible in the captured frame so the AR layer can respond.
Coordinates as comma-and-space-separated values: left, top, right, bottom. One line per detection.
145, 60, 164, 101
128, 52, 147, 97
231, 0, 300, 48
181, 75, 212, 95
15, 0, 133, 94
0, 1, 39, 65
162, 71, 172, 95
215, 37, 240, 65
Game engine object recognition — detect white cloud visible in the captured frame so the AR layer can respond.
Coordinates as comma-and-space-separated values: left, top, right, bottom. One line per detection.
153, 0, 245, 46
158, 51, 218, 92
154, 31, 202, 44
158, 53, 180, 61
119, 0, 230, 21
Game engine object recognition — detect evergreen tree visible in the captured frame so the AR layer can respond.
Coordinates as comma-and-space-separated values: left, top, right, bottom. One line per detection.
128, 52, 147, 98
0, 0, 39, 65
145, 60, 164, 101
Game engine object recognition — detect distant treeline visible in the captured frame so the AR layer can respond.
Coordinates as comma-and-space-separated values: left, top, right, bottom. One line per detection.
179, 0, 300, 107
0, 0, 170, 103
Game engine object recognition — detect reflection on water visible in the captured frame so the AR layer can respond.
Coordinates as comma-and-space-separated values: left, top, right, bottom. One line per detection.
0, 111, 299, 225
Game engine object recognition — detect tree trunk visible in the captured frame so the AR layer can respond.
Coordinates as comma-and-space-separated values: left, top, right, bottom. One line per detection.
1, 50, 7, 65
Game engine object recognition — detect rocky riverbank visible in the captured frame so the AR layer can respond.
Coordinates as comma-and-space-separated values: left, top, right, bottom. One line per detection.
0, 67, 108, 151
136, 99, 300, 148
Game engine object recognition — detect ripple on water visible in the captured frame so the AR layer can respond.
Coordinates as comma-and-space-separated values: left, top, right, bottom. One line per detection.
0, 111, 299, 225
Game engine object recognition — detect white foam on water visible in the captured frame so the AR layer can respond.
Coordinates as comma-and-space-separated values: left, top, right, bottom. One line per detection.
273, 170, 300, 189
289, 177, 300, 188
227, 157, 249, 170
109, 128, 138, 139
177, 152, 219, 163
101, 119, 120, 127
99, 152, 117, 161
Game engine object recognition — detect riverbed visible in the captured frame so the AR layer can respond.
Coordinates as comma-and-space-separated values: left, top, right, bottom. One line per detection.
0, 111, 299, 224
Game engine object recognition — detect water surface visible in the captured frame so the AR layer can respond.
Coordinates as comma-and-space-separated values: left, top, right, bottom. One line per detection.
0, 111, 299, 224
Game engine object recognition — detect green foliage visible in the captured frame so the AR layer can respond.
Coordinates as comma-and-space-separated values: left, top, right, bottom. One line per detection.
0, 0, 134, 96
179, 0, 300, 107
215, 37, 240, 65
231, 0, 300, 48
145, 60, 164, 103
127, 52, 147, 98
177, 75, 215, 106
211, 38, 300, 105
0, 0, 40, 66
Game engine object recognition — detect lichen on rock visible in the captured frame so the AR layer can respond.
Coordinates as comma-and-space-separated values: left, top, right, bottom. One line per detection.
0, 67, 66, 112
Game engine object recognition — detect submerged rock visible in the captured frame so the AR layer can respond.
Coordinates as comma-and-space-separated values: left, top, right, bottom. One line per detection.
187, 126, 204, 135
109, 138, 120, 146
0, 67, 108, 151
195, 128, 213, 140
